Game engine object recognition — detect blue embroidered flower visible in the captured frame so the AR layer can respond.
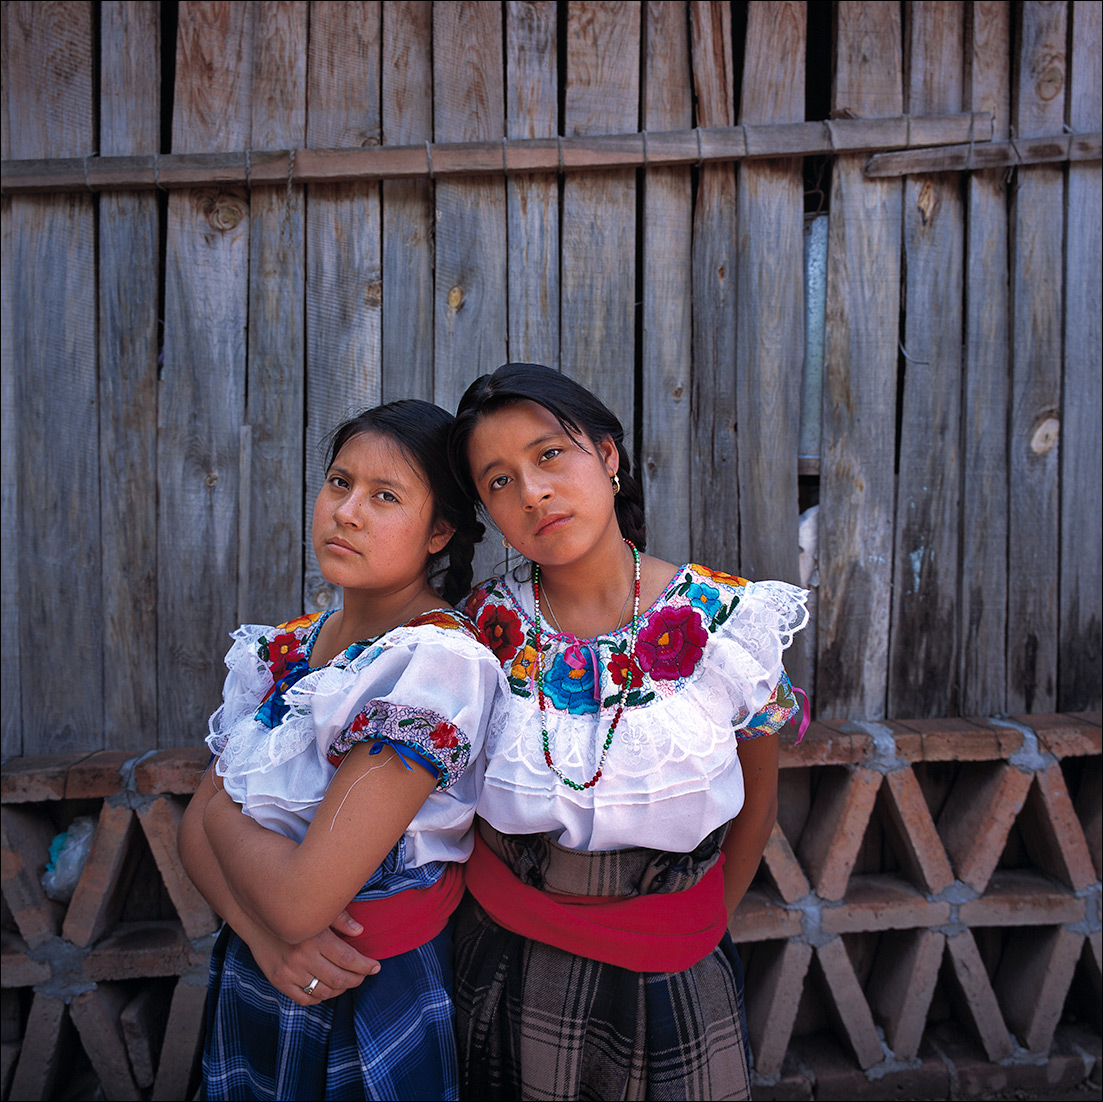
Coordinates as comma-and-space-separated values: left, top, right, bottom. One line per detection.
684, 581, 722, 619
542, 650, 599, 715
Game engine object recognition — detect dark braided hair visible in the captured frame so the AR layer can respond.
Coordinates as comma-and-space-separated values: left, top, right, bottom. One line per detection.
448, 363, 646, 552
324, 400, 484, 605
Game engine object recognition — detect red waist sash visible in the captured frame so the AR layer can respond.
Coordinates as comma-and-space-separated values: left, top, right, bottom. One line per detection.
342, 860, 465, 960
464, 831, 728, 972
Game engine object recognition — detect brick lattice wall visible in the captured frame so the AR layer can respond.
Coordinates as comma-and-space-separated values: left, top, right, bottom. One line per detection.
2, 714, 1100, 1100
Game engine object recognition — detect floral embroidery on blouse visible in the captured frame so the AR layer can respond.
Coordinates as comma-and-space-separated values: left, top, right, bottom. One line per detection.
464, 565, 801, 733
327, 700, 471, 790
254, 612, 328, 728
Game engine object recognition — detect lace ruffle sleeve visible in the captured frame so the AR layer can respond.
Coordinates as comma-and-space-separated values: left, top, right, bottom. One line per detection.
300, 623, 505, 792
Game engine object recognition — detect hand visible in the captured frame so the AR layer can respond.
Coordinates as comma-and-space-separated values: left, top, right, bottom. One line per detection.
242, 910, 381, 1006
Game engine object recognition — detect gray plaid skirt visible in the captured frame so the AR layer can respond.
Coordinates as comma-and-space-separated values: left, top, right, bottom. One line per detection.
454, 822, 751, 1101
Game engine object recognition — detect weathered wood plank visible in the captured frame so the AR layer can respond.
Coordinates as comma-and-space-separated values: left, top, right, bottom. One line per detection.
243, 1, 306, 626
303, 1, 383, 612
818, 1, 902, 719
505, 0, 559, 368
1060, 0, 1102, 710
1007, 0, 1067, 713
382, 0, 434, 402
961, 0, 1012, 714
432, 0, 507, 409
6, 1, 100, 753
640, 1, 692, 564
158, 0, 253, 745
689, 0, 738, 567
561, 0, 639, 430
433, 1, 508, 586
735, 0, 805, 601
889, 1, 964, 717
1, 2, 17, 755
99, 1, 160, 751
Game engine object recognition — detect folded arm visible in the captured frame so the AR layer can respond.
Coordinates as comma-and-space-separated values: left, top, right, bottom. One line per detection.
203, 740, 438, 943
179, 764, 380, 1003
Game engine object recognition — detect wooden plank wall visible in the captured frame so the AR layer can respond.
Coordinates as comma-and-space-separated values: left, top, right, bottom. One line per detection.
1, 0, 1100, 756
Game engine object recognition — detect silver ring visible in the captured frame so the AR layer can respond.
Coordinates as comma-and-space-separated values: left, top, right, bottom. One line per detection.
302, 976, 320, 996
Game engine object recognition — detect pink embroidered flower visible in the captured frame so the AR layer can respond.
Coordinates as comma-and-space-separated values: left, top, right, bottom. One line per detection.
477, 604, 524, 663
430, 721, 460, 749
635, 606, 708, 680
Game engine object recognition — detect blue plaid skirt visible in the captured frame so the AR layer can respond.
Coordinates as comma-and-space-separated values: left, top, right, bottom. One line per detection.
202, 916, 457, 1101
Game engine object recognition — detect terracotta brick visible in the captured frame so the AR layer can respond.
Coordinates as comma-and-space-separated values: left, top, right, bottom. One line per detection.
1020, 764, 1098, 890
1074, 755, 1101, 878
70, 984, 142, 1101
84, 920, 200, 982
730, 887, 802, 942
62, 750, 135, 799
815, 937, 883, 1069
761, 819, 811, 903
821, 873, 950, 934
8, 992, 67, 1101
0, 929, 51, 986
797, 767, 882, 902
867, 928, 945, 1060
136, 796, 219, 938
0, 805, 65, 948
937, 761, 1033, 891
994, 926, 1083, 1054
749, 1068, 813, 1101
881, 766, 954, 892
958, 868, 1084, 926
0, 754, 90, 803
780, 721, 874, 768
896, 716, 1013, 762
1019, 712, 1103, 758
62, 801, 136, 948
133, 748, 209, 796
121, 986, 169, 1089
151, 978, 206, 1102
745, 939, 812, 1077
944, 930, 1014, 1060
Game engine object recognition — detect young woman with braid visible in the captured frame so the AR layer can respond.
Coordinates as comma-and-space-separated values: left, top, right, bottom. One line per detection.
179, 400, 505, 1101
448, 364, 808, 1101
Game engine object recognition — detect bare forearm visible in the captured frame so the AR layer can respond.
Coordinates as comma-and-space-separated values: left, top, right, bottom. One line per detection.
722, 734, 780, 916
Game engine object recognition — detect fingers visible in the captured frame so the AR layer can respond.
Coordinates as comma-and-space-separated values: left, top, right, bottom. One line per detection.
320, 936, 380, 978
329, 908, 364, 937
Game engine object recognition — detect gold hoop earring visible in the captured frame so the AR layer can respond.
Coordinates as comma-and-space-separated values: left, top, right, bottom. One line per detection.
611, 474, 621, 496
502, 533, 512, 549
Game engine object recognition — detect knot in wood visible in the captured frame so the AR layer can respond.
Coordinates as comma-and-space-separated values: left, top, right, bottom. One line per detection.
204, 471, 219, 488
1029, 415, 1060, 457
447, 284, 465, 312
201, 191, 245, 232
365, 281, 382, 308
1035, 61, 1065, 102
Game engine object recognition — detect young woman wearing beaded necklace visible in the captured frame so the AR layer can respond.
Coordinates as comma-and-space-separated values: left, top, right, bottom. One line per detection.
448, 363, 808, 1101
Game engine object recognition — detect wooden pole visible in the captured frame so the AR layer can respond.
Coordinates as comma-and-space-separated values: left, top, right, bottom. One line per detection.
1, 111, 997, 194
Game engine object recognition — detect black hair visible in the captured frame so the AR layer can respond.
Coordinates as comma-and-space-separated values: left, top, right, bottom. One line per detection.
324, 400, 483, 604
448, 363, 646, 551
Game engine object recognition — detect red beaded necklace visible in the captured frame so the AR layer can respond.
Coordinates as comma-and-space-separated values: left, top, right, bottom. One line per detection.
532, 541, 641, 791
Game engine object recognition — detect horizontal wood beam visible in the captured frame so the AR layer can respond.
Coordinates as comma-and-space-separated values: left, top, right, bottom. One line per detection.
1, 111, 993, 194
865, 130, 1101, 176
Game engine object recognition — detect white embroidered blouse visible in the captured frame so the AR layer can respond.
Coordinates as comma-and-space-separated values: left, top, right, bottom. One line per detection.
462, 565, 808, 852
206, 608, 506, 870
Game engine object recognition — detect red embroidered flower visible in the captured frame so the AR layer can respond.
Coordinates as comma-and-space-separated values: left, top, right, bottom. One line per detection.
267, 631, 305, 681
430, 721, 459, 749
607, 650, 643, 687
635, 606, 708, 680
477, 605, 524, 663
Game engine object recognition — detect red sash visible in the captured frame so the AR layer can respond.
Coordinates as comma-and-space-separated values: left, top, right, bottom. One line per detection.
342, 861, 465, 960
464, 831, 728, 972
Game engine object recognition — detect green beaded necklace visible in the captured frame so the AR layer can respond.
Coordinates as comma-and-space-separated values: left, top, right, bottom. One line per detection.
532, 541, 641, 791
